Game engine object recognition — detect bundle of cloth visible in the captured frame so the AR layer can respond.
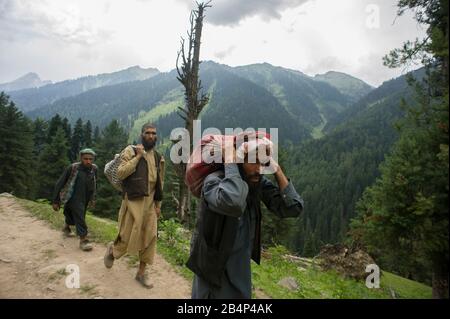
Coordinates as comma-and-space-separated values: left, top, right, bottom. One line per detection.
185, 131, 274, 198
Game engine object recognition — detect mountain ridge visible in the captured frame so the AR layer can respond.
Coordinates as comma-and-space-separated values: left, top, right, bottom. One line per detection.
7, 66, 160, 112
0, 72, 51, 92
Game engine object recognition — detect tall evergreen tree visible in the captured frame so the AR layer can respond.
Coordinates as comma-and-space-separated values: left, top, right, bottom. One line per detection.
301, 219, 318, 257
93, 126, 100, 145
70, 118, 84, 161
32, 118, 48, 157
62, 117, 72, 141
36, 127, 70, 200
351, 0, 448, 298
47, 114, 63, 143
0, 92, 34, 197
92, 120, 128, 219
83, 120, 93, 148
29, 118, 49, 198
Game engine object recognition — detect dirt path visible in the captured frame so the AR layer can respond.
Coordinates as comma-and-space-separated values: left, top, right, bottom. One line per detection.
0, 194, 191, 299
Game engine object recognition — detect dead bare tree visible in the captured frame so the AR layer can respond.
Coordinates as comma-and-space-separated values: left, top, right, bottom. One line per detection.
174, 1, 211, 226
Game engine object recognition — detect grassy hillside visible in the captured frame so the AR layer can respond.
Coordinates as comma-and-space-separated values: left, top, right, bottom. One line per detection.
314, 71, 374, 102
128, 88, 184, 143
16, 197, 432, 299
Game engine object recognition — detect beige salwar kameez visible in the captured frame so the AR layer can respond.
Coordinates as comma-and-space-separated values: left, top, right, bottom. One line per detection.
112, 145, 165, 265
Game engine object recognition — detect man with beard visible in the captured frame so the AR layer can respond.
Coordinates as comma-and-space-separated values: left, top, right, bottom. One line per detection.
103, 123, 165, 288
187, 138, 304, 299
52, 148, 97, 251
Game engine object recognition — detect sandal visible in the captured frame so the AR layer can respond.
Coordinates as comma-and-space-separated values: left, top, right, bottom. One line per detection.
79, 239, 93, 251
135, 273, 154, 289
104, 242, 115, 268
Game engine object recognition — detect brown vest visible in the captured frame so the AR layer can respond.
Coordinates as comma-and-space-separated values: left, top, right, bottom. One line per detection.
122, 151, 162, 200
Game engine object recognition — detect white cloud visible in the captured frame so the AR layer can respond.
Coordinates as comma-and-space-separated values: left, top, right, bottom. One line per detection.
0, 0, 426, 87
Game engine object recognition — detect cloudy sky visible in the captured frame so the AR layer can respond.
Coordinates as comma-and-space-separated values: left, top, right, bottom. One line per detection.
0, 0, 426, 87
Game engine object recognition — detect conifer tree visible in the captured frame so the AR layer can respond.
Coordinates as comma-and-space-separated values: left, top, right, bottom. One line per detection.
70, 118, 84, 161
36, 127, 70, 200
83, 120, 93, 148
0, 92, 34, 197
351, 0, 449, 298
92, 120, 128, 219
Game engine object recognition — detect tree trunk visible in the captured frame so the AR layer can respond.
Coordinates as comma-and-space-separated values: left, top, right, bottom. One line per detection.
176, 161, 188, 223
175, 2, 210, 227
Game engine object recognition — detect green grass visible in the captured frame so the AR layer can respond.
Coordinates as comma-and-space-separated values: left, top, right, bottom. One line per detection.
15, 198, 432, 299
158, 219, 194, 280
251, 246, 432, 299
128, 88, 184, 143
129, 100, 183, 143
311, 113, 327, 139
381, 271, 432, 299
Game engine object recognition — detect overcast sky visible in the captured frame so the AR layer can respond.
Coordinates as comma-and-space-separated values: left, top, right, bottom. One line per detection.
0, 0, 426, 87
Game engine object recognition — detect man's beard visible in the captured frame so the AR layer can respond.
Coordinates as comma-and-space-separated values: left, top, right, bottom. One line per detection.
245, 173, 261, 190
81, 162, 92, 169
143, 139, 156, 150
237, 164, 261, 190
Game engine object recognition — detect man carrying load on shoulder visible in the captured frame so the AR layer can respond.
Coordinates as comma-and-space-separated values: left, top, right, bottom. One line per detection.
187, 133, 304, 298
103, 123, 165, 289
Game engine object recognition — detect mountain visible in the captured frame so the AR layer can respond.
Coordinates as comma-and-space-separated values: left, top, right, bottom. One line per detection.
313, 71, 374, 103
8, 66, 160, 112
197, 62, 311, 143
0, 73, 51, 92
230, 63, 354, 136
283, 68, 424, 256
323, 68, 425, 133
24, 61, 371, 143
27, 70, 178, 130
26, 62, 311, 143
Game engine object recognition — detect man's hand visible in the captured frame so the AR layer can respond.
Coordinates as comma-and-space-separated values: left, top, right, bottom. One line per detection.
135, 144, 146, 157
221, 142, 236, 163
155, 206, 161, 219
52, 203, 60, 212
272, 160, 289, 191
259, 157, 280, 175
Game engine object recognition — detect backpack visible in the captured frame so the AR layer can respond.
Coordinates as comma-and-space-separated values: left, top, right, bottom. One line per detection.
104, 146, 163, 196
104, 153, 123, 191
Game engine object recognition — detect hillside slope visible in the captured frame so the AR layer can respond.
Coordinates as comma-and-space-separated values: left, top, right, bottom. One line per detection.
0, 194, 432, 299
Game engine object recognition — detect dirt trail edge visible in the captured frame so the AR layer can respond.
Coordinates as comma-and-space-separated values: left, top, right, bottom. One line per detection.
0, 195, 191, 299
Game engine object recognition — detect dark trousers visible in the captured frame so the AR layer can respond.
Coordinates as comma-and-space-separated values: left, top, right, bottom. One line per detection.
63, 205, 88, 237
